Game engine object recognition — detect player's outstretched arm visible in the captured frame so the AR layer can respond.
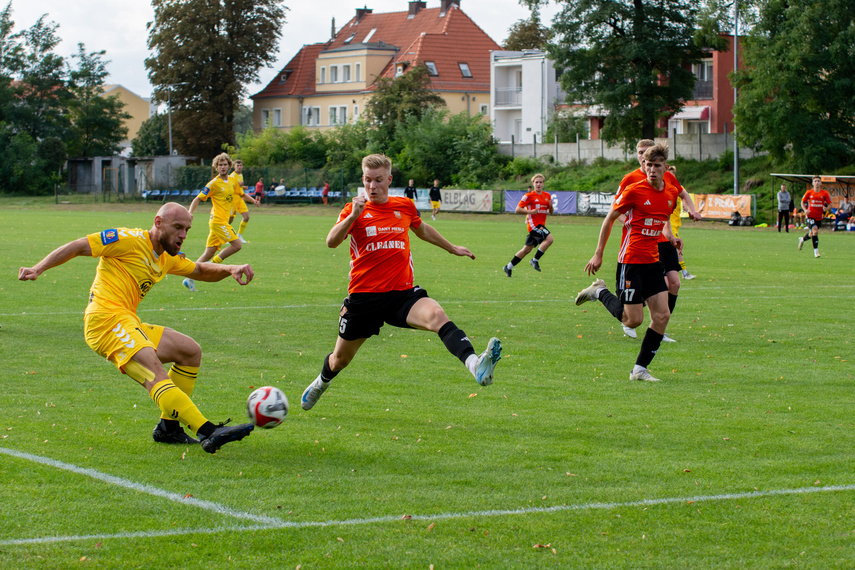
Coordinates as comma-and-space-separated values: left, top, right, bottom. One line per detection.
18, 237, 92, 281
679, 189, 702, 221
412, 222, 475, 259
585, 208, 620, 275
191, 262, 254, 285
326, 195, 365, 248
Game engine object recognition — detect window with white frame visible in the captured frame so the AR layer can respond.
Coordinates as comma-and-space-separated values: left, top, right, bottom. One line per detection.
355, 63, 361, 82
339, 106, 347, 124
330, 65, 338, 83
458, 62, 472, 78
343, 65, 351, 82
320, 67, 326, 84
261, 109, 270, 125
273, 108, 282, 127
305, 106, 320, 126
425, 61, 438, 76
329, 106, 337, 125
353, 105, 359, 121
480, 104, 488, 115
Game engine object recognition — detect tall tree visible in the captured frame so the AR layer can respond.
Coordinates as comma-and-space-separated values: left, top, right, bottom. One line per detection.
146, 0, 287, 159
502, 11, 550, 51
523, 0, 727, 146
131, 113, 170, 157
363, 63, 445, 155
733, 0, 855, 171
66, 44, 130, 157
5, 13, 70, 140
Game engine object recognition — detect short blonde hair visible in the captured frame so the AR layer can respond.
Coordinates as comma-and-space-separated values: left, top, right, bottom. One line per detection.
637, 139, 655, 150
211, 152, 233, 177
362, 153, 392, 173
531, 173, 545, 184
642, 143, 669, 164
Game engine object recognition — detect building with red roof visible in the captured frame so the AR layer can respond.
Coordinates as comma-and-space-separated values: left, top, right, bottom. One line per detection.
251, 0, 500, 132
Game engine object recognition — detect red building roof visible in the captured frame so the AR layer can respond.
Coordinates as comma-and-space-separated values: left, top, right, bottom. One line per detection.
252, 2, 500, 100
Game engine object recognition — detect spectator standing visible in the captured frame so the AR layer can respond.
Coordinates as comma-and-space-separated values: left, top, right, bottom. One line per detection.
429, 180, 442, 220
777, 183, 791, 233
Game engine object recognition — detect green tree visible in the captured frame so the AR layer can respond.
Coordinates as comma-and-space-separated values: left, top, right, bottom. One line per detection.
131, 113, 170, 157
66, 44, 130, 157
363, 63, 445, 154
146, 0, 287, 159
233, 103, 253, 136
502, 11, 550, 51
544, 111, 588, 143
5, 13, 70, 140
395, 108, 505, 188
523, 0, 728, 146
732, 0, 855, 171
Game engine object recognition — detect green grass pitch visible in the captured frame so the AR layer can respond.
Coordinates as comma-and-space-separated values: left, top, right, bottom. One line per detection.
1, 204, 853, 568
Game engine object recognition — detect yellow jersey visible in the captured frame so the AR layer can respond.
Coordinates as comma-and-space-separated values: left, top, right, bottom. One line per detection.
670, 196, 683, 230
200, 176, 240, 224
85, 228, 196, 316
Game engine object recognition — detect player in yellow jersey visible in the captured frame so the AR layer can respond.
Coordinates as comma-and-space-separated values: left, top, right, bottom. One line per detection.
19, 203, 256, 454
183, 152, 258, 292
228, 159, 255, 244
667, 165, 695, 280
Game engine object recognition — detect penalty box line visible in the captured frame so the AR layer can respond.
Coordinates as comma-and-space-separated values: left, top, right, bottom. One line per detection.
2, 446, 855, 546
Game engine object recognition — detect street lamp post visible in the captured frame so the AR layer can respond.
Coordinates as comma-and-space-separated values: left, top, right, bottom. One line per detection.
164, 82, 188, 156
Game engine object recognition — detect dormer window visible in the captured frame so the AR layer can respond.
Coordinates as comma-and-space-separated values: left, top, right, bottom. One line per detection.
425, 61, 438, 76
458, 63, 472, 78
363, 28, 377, 42
344, 33, 356, 44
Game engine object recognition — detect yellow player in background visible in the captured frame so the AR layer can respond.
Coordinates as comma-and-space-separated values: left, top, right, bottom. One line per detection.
183, 152, 258, 292
18, 203, 256, 453
228, 159, 255, 244
668, 165, 695, 280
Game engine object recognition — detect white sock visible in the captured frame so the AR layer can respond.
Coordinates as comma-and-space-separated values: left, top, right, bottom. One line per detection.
465, 354, 478, 376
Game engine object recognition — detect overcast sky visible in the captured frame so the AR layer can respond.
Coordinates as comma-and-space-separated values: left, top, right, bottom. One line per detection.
8, 0, 558, 104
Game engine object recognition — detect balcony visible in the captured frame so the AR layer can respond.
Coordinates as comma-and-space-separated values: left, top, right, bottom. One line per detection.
494, 87, 522, 107
692, 80, 713, 100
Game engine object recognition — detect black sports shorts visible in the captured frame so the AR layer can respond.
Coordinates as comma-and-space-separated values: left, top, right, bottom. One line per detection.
337, 286, 429, 340
614, 262, 667, 305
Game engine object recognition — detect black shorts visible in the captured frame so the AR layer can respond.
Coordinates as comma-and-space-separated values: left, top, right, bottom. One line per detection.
337, 287, 429, 340
615, 262, 667, 305
806, 217, 823, 229
524, 225, 551, 247
657, 241, 681, 273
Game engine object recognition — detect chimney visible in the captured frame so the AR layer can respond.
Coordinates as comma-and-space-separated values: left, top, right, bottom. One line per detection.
440, 0, 460, 16
408, 1, 426, 18
356, 6, 373, 22
331, 17, 336, 40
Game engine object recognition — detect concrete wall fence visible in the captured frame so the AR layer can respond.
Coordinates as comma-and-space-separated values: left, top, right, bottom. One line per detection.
499, 133, 759, 164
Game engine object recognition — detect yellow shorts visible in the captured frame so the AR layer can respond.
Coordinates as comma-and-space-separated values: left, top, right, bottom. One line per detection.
206, 219, 238, 248
84, 311, 164, 370
430, 201, 441, 210
671, 221, 681, 239
231, 197, 248, 215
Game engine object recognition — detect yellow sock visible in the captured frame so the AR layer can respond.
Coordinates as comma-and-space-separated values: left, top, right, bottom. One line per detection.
679, 261, 686, 271
150, 379, 208, 434
161, 365, 199, 420
238, 220, 248, 235
211, 254, 223, 264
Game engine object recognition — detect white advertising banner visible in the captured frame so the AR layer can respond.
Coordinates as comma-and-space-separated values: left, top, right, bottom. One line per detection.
439, 189, 493, 213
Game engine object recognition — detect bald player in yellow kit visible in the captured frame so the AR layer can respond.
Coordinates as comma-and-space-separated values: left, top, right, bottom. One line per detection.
19, 202, 255, 454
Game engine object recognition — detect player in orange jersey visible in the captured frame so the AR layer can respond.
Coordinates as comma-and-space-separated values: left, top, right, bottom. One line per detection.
574, 144, 681, 382
18, 203, 255, 453
798, 176, 832, 258
503, 173, 554, 276
615, 140, 700, 341
300, 154, 502, 411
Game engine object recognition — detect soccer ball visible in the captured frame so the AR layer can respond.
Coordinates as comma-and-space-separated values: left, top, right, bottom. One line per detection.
246, 386, 289, 429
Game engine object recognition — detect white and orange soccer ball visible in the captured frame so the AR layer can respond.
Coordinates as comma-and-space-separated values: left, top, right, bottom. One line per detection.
246, 386, 289, 429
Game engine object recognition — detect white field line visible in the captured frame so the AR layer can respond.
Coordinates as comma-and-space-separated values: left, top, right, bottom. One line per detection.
3, 284, 855, 318
2, 446, 854, 546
